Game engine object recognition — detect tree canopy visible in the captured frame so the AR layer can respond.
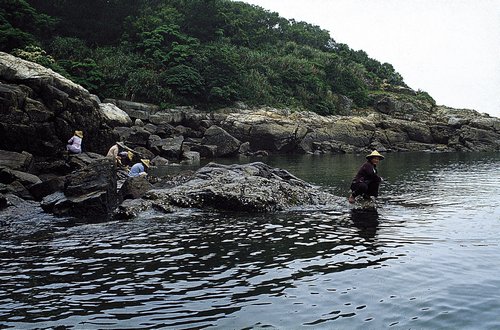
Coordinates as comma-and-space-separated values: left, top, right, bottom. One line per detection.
1, 0, 431, 114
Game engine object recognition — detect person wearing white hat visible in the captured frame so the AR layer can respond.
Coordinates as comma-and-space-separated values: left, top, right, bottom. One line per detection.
348, 150, 385, 204
128, 159, 150, 177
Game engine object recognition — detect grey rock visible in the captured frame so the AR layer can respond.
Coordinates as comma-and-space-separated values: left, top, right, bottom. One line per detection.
120, 176, 153, 200
138, 162, 341, 215
181, 151, 200, 165
202, 125, 241, 157
151, 155, 169, 166
0, 52, 116, 155
0, 150, 34, 172
99, 103, 133, 127
188, 144, 217, 158
29, 176, 65, 201
114, 198, 153, 220
0, 193, 7, 209
0, 166, 41, 187
40, 157, 117, 219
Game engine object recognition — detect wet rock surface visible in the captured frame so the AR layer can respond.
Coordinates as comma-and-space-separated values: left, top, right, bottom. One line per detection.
114, 162, 342, 218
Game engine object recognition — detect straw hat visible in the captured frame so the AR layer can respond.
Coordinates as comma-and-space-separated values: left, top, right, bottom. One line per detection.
75, 130, 83, 138
140, 159, 150, 168
366, 150, 384, 160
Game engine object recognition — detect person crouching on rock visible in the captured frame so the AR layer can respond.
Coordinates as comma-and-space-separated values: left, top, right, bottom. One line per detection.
106, 143, 133, 167
128, 159, 150, 177
106, 143, 120, 163
118, 151, 133, 168
348, 150, 384, 204
67, 130, 83, 154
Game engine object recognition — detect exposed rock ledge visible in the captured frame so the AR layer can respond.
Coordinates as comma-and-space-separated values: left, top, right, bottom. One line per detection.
114, 162, 342, 219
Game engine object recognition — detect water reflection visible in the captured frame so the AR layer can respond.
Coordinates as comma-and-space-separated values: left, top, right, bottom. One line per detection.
350, 209, 379, 239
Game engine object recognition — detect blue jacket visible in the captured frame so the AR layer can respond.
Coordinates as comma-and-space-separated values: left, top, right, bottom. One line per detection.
128, 163, 145, 177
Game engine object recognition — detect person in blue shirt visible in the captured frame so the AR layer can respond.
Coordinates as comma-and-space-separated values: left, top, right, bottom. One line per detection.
128, 159, 150, 177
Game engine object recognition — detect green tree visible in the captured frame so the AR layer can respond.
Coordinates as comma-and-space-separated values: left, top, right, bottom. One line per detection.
325, 56, 369, 107
49, 36, 91, 60
11, 45, 69, 75
0, 0, 56, 51
281, 19, 332, 50
6, 0, 421, 115
194, 42, 242, 106
175, 0, 223, 42
26, 0, 140, 45
217, 1, 283, 47
160, 64, 204, 101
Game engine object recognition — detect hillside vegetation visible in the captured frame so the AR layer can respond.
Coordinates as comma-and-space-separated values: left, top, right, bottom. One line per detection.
1, 0, 434, 114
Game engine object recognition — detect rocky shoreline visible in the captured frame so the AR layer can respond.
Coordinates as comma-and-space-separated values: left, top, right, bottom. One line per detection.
1, 52, 499, 222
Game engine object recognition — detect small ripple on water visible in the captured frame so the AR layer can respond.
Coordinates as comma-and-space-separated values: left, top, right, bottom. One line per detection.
1, 153, 500, 329
0, 209, 394, 328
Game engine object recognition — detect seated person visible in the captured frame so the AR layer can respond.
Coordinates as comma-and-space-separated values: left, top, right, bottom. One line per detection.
67, 130, 83, 154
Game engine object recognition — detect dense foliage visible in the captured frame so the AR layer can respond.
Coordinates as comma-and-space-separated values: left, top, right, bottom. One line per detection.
1, 0, 431, 114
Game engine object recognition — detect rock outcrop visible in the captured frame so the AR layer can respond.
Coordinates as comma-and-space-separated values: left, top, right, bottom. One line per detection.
106, 100, 499, 156
114, 162, 342, 218
40, 154, 117, 219
0, 52, 117, 156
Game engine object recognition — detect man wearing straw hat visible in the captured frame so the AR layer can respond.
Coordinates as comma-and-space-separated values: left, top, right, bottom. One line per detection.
348, 150, 384, 204
106, 142, 133, 167
128, 159, 150, 177
66, 130, 83, 154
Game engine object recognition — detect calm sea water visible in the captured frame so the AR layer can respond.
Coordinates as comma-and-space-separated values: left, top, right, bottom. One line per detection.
1, 152, 499, 329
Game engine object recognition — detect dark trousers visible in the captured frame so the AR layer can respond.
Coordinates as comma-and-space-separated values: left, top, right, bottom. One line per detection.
350, 181, 380, 198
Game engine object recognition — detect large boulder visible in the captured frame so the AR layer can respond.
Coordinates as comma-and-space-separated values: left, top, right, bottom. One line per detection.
458, 126, 500, 151
220, 109, 380, 154
149, 135, 184, 159
201, 125, 241, 157
104, 98, 159, 121
99, 102, 133, 127
0, 150, 34, 172
222, 109, 308, 152
373, 93, 433, 121
0, 166, 41, 187
149, 109, 185, 125
117, 162, 341, 217
119, 176, 153, 200
28, 176, 65, 201
0, 166, 42, 200
41, 156, 117, 219
322, 117, 375, 147
0, 52, 116, 156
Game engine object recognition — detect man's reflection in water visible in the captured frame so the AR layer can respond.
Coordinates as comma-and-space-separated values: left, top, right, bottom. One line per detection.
350, 208, 379, 239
